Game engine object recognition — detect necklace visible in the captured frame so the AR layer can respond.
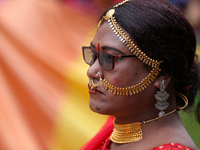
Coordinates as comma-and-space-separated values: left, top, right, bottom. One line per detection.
110, 122, 142, 143
110, 92, 188, 144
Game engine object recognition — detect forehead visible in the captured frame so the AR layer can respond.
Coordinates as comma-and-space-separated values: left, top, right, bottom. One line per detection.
92, 22, 130, 53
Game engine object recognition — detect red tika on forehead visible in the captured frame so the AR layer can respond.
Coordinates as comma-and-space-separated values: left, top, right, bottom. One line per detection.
97, 42, 100, 51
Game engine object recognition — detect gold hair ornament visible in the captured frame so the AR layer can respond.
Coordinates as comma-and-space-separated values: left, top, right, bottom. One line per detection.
98, 1, 163, 96
110, 92, 188, 143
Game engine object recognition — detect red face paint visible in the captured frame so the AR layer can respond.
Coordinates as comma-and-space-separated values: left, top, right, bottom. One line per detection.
97, 42, 100, 51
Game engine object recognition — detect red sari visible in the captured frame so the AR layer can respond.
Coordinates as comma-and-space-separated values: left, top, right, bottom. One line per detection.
80, 116, 193, 150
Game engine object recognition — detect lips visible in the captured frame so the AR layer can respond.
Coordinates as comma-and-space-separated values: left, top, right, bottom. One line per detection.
89, 89, 96, 94
88, 84, 103, 94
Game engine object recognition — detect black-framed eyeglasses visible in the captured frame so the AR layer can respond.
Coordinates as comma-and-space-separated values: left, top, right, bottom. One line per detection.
82, 46, 136, 70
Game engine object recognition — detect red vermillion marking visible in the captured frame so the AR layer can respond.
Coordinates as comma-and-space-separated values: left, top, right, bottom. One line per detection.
97, 42, 100, 51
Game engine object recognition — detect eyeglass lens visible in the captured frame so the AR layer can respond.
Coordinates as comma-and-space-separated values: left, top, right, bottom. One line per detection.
83, 48, 95, 65
99, 52, 114, 70
83, 47, 114, 70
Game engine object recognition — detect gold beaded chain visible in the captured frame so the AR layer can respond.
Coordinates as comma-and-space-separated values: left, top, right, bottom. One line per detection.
101, 68, 161, 96
100, 8, 163, 68
110, 92, 188, 144
112, 0, 162, 68
108, 13, 162, 68
98, 6, 163, 96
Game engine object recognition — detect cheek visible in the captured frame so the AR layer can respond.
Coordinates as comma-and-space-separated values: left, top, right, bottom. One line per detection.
109, 70, 141, 88
110, 77, 125, 87
104, 60, 149, 88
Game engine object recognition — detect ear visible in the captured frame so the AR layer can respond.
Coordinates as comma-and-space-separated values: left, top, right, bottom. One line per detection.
154, 74, 171, 89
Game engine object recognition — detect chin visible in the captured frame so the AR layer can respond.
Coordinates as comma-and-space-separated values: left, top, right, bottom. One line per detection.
89, 102, 112, 116
89, 100, 101, 114
89, 96, 113, 115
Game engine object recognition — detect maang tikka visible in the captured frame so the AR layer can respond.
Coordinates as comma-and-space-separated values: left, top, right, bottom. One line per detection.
154, 80, 169, 117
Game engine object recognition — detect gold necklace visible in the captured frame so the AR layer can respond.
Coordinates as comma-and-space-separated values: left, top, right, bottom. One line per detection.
110, 92, 188, 144
110, 122, 142, 143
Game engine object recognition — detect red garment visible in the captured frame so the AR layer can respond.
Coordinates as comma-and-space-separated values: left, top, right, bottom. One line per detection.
151, 143, 193, 150
80, 116, 193, 150
97, 140, 193, 150
80, 116, 114, 150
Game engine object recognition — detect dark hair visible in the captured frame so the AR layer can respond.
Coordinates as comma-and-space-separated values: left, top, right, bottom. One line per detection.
99, 0, 200, 123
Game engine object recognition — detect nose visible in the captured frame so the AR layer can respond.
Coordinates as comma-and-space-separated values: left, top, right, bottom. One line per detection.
87, 58, 103, 80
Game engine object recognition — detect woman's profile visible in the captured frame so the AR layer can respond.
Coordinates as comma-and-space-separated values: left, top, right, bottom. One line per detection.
81, 0, 200, 149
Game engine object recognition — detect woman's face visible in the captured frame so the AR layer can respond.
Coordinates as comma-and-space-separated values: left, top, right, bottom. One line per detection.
87, 22, 156, 118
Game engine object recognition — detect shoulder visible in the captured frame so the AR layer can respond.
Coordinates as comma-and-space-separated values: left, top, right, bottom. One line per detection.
151, 143, 194, 150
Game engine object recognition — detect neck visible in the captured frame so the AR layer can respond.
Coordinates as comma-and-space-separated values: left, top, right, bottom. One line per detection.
114, 107, 175, 125
110, 111, 181, 144
110, 92, 188, 144
114, 94, 177, 124
110, 112, 184, 150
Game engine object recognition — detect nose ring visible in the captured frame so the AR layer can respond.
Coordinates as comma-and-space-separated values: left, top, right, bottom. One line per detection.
91, 73, 102, 90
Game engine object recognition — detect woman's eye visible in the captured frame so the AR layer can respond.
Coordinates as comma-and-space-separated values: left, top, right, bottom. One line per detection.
115, 57, 122, 62
104, 55, 113, 63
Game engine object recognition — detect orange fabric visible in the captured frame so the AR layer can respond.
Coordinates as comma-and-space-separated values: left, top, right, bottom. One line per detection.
0, 0, 95, 149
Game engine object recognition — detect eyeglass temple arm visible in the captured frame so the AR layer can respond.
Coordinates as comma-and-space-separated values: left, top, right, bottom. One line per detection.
116, 55, 136, 58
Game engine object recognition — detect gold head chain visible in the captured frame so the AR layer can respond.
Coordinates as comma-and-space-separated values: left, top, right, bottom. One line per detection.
98, 0, 163, 96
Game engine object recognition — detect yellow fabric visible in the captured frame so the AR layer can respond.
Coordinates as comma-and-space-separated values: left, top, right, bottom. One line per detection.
0, 0, 107, 149
50, 57, 107, 150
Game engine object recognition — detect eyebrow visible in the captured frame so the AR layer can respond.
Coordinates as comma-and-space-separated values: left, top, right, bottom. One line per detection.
90, 42, 125, 54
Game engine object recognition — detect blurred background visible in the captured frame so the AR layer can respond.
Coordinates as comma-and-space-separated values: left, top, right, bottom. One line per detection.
0, 0, 199, 150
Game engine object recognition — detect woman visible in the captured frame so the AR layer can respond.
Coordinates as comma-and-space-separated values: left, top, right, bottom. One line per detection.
81, 0, 200, 149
